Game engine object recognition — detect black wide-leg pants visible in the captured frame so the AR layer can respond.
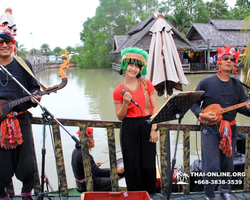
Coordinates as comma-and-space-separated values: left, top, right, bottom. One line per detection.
0, 113, 35, 197
120, 116, 156, 194
201, 124, 237, 199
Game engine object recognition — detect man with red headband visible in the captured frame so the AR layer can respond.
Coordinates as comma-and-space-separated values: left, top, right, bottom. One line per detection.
0, 26, 41, 200
71, 127, 124, 192
191, 45, 250, 200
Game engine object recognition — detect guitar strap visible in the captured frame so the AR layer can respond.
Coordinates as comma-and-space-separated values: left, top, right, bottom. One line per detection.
14, 57, 47, 91
141, 78, 150, 116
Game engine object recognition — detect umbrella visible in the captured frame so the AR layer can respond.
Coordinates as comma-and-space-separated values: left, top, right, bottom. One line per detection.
146, 13, 189, 199
146, 13, 188, 98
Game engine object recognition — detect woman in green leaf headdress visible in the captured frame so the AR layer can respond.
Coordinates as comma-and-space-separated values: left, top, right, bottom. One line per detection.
113, 47, 159, 196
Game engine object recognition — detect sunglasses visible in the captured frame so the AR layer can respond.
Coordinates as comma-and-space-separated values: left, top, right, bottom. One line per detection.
221, 56, 236, 62
0, 40, 14, 46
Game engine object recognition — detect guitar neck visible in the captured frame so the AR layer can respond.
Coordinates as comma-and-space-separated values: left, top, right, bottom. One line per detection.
219, 100, 250, 114
8, 91, 46, 108
9, 96, 31, 107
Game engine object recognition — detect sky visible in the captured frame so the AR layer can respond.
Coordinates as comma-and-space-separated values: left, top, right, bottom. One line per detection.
1, 0, 100, 51
1, 0, 236, 51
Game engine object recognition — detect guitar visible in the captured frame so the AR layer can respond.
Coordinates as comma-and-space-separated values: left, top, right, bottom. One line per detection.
198, 101, 250, 125
0, 78, 67, 122
0, 49, 70, 122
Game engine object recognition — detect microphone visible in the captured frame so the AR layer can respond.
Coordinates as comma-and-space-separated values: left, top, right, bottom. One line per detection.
121, 89, 139, 107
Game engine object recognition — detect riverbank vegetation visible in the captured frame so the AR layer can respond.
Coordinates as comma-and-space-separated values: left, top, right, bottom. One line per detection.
76, 0, 250, 69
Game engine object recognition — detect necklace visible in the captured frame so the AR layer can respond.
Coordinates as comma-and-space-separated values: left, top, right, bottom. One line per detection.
122, 79, 140, 93
0, 70, 8, 87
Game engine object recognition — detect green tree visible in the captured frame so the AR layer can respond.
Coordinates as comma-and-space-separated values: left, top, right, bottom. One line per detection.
40, 43, 51, 56
159, 0, 209, 33
236, 0, 250, 7
205, 0, 230, 19
66, 46, 74, 54
228, 5, 250, 20
78, 0, 159, 68
193, 0, 210, 23
166, 6, 192, 34
53, 46, 62, 55
243, 16, 250, 73
29, 48, 37, 56
74, 46, 84, 54
16, 41, 28, 57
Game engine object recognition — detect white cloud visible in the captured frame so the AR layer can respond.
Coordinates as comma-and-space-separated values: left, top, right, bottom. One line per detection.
1, 0, 99, 50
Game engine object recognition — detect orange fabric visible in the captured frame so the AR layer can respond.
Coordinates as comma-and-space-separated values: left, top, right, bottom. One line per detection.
218, 119, 235, 157
0, 111, 27, 149
113, 79, 155, 118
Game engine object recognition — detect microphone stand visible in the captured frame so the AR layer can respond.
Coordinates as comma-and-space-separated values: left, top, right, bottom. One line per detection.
0, 64, 80, 145
36, 111, 52, 200
0, 64, 80, 199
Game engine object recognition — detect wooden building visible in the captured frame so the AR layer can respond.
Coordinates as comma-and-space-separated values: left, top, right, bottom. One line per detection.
186, 19, 250, 70
110, 15, 194, 71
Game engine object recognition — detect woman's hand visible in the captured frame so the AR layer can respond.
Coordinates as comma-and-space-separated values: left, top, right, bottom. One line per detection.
122, 91, 132, 105
149, 129, 158, 143
96, 162, 102, 167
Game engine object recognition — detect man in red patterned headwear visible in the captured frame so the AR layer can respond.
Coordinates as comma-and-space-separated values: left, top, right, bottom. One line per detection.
0, 26, 41, 200
190, 45, 250, 200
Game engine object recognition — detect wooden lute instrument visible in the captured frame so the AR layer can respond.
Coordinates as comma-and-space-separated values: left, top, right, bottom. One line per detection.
0, 78, 67, 122
0, 49, 70, 122
198, 101, 250, 125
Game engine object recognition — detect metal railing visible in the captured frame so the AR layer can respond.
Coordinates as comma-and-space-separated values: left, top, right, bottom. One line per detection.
7, 118, 250, 197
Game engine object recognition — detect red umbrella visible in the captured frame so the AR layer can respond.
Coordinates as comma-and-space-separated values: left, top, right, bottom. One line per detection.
146, 13, 188, 98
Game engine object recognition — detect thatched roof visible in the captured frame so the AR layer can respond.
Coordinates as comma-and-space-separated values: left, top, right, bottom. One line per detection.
186, 19, 250, 50
111, 15, 194, 55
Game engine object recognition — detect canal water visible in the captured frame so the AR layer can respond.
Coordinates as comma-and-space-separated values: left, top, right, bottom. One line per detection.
12, 68, 250, 193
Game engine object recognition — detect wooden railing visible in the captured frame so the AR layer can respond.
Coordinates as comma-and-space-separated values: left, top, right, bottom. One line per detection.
7, 118, 250, 197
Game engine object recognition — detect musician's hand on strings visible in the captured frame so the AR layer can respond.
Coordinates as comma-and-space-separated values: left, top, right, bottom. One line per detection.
31, 90, 42, 104
199, 111, 218, 122
149, 129, 158, 143
96, 162, 102, 167
246, 102, 250, 111
117, 167, 124, 174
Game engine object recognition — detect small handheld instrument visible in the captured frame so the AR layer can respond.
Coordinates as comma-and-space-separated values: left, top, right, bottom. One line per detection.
198, 101, 250, 125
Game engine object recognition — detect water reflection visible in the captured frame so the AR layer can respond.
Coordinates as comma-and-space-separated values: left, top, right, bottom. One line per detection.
12, 69, 249, 193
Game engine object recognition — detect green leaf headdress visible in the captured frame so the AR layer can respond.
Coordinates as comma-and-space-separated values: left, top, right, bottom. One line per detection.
120, 47, 148, 76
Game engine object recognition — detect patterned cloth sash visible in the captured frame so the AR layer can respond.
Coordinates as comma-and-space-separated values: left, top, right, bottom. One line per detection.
218, 119, 235, 157
0, 110, 27, 149
76, 178, 85, 183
